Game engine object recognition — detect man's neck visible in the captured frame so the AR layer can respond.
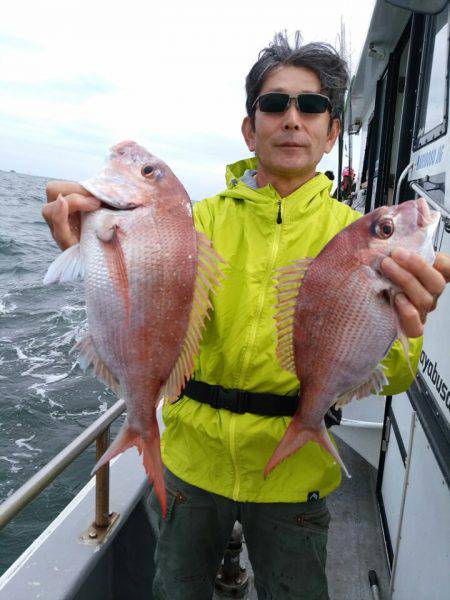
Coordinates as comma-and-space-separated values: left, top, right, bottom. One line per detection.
255, 166, 316, 198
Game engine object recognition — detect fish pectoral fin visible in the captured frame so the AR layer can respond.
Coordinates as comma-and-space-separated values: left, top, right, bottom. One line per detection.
274, 257, 314, 375
334, 363, 388, 409
264, 421, 350, 479
160, 231, 225, 403
72, 334, 121, 397
43, 243, 84, 284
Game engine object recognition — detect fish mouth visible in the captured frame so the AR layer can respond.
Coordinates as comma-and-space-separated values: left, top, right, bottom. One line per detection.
80, 180, 139, 210
99, 200, 138, 211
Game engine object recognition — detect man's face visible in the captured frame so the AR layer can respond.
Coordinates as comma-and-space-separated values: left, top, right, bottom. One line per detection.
242, 65, 340, 180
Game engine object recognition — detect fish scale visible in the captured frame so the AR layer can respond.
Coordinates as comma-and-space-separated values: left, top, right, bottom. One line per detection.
266, 198, 440, 478
44, 141, 224, 516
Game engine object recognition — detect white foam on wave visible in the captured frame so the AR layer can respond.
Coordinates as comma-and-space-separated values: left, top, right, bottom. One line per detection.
13, 346, 28, 360
0, 456, 19, 464
50, 411, 66, 421
0, 455, 23, 472
66, 409, 101, 417
21, 357, 52, 376
0, 297, 17, 315
29, 372, 68, 384
15, 434, 42, 453
28, 383, 47, 398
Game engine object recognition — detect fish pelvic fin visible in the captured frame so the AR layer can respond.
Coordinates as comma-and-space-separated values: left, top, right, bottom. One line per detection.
43, 243, 84, 284
161, 231, 225, 403
274, 258, 314, 374
334, 363, 389, 409
91, 419, 167, 518
72, 334, 121, 397
264, 421, 350, 479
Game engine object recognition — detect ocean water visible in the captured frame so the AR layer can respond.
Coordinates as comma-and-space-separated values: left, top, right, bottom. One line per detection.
0, 170, 123, 575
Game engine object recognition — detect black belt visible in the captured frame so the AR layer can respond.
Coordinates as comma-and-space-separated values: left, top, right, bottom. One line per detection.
181, 380, 341, 427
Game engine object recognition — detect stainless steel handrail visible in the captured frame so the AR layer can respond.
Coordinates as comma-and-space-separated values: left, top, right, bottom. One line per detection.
394, 162, 413, 205
411, 181, 450, 219
0, 399, 126, 531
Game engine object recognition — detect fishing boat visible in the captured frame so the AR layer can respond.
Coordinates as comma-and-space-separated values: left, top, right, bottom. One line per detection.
0, 1, 448, 598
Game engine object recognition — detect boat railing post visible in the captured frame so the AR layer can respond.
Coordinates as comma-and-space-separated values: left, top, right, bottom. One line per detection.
95, 428, 110, 529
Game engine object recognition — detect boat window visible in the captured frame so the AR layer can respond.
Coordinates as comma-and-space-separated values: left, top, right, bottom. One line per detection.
374, 75, 388, 176
360, 118, 374, 187
415, 6, 449, 147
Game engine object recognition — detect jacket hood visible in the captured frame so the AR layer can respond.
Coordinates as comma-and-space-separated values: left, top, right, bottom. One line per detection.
222, 156, 333, 205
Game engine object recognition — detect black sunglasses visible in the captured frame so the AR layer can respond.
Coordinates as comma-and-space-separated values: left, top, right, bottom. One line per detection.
252, 92, 332, 114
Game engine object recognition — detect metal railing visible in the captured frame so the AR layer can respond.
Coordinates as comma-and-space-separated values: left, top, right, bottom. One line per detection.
0, 399, 126, 531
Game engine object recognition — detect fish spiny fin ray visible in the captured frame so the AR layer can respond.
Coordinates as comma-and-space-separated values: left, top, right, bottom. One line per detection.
43, 243, 84, 284
72, 334, 121, 397
334, 363, 388, 409
274, 258, 313, 374
160, 231, 225, 403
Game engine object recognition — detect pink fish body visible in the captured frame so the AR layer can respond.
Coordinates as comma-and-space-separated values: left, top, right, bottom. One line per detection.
44, 141, 223, 515
266, 198, 439, 477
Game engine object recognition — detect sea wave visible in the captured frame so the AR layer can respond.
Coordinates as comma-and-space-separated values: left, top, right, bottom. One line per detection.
0, 236, 27, 256
0, 297, 17, 314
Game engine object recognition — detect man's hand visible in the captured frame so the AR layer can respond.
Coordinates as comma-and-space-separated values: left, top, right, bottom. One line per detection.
381, 248, 450, 338
42, 181, 101, 250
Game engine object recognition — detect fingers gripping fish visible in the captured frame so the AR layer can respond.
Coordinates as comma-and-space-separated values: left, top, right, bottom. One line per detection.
266, 198, 439, 478
44, 141, 224, 517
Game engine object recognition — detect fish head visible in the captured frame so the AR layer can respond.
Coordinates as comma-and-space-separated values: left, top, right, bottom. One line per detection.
365, 198, 440, 267
80, 141, 172, 209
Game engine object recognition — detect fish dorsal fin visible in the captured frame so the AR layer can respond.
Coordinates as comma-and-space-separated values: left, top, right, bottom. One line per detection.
334, 363, 388, 409
274, 258, 313, 374
72, 334, 121, 397
43, 243, 84, 284
161, 232, 225, 403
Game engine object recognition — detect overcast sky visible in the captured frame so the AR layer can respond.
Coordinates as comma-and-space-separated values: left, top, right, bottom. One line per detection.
0, 0, 375, 200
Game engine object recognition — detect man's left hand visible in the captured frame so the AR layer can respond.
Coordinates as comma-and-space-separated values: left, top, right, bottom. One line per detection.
381, 249, 450, 338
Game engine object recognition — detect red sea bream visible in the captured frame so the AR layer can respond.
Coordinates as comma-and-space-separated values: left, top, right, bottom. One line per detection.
44, 141, 223, 516
266, 198, 439, 477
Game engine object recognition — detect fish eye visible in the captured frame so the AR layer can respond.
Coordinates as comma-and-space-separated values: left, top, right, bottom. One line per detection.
141, 164, 154, 177
375, 218, 394, 239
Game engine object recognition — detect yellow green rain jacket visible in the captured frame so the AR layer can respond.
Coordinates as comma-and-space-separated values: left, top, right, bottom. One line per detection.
161, 157, 421, 503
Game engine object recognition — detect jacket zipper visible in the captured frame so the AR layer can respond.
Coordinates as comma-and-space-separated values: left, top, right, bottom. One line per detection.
231, 208, 284, 499
276, 200, 282, 224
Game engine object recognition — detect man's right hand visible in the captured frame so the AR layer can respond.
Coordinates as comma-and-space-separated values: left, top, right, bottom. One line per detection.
42, 181, 101, 250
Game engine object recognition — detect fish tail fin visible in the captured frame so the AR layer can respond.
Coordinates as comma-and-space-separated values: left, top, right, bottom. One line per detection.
138, 429, 167, 518
91, 420, 139, 475
91, 419, 167, 518
264, 421, 351, 479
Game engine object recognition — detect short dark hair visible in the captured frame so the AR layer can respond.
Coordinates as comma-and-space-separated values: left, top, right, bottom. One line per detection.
245, 31, 349, 128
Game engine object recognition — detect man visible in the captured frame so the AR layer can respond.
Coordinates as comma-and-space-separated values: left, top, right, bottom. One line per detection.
43, 33, 449, 600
